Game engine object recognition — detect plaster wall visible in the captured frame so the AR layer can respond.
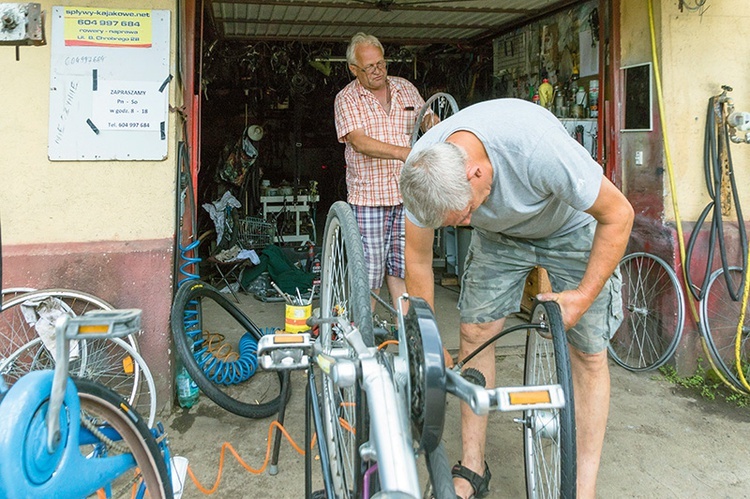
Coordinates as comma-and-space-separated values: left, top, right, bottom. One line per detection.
620, 0, 750, 223
0, 1, 181, 412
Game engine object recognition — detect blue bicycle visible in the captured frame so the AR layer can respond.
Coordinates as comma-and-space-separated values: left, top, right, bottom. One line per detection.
0, 309, 172, 498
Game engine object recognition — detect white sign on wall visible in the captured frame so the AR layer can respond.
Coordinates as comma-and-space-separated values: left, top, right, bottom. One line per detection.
91, 80, 167, 131
48, 7, 171, 161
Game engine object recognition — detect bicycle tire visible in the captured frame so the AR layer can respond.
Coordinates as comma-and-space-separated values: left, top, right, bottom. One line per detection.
699, 267, 750, 391
319, 201, 373, 497
171, 279, 287, 418
0, 373, 171, 498
425, 442, 456, 499
0, 289, 154, 425
523, 300, 576, 499
75, 378, 173, 498
608, 252, 685, 372
410, 92, 459, 146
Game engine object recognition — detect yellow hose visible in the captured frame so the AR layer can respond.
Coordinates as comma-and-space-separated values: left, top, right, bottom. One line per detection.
735, 252, 750, 390
647, 0, 745, 393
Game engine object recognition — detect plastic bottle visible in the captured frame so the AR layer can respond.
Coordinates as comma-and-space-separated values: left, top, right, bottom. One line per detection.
588, 80, 599, 118
311, 255, 321, 287
176, 362, 199, 408
538, 78, 554, 109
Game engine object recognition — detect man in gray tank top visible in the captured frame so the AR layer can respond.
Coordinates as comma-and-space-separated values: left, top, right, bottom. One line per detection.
401, 98, 633, 499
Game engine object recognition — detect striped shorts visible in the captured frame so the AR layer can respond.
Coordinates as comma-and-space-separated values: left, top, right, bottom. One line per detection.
351, 204, 406, 289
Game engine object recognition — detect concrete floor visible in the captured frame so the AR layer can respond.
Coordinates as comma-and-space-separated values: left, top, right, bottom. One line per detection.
165, 281, 750, 498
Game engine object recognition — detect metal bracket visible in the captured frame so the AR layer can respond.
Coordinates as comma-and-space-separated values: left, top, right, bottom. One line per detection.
0, 3, 45, 46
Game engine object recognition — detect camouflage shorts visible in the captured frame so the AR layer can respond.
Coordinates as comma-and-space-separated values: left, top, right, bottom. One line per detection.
458, 222, 623, 354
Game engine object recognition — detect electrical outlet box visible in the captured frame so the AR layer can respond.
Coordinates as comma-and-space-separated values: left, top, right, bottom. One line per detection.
0, 3, 44, 45
635, 151, 644, 166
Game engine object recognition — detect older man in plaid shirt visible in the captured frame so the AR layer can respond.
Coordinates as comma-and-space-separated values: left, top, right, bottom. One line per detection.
334, 32, 426, 309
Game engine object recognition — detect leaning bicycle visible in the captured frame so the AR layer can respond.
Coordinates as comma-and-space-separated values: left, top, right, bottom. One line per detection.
0, 308, 172, 498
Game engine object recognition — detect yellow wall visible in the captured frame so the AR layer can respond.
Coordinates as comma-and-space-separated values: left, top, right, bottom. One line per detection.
621, 0, 750, 222
0, 1, 179, 245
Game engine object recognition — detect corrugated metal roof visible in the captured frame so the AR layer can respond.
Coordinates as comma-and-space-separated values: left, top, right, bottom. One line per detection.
208, 0, 586, 45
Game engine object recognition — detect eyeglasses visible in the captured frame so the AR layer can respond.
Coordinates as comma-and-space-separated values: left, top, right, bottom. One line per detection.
354, 60, 387, 75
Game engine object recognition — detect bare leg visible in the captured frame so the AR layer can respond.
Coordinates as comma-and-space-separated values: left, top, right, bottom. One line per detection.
385, 274, 406, 310
454, 318, 505, 499
370, 287, 380, 311
569, 347, 610, 499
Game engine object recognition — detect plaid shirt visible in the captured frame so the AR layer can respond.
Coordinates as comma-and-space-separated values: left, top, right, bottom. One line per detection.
334, 76, 425, 206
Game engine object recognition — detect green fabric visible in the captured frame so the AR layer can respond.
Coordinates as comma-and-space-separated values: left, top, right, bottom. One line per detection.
240, 245, 314, 294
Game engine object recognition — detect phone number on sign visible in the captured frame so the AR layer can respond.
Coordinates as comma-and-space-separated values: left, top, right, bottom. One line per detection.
111, 122, 152, 128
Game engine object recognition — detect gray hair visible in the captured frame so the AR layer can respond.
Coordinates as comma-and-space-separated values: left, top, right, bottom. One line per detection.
346, 32, 384, 66
400, 142, 472, 228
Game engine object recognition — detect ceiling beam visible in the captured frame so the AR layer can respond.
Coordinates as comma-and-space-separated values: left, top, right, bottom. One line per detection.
223, 33, 478, 44
212, 0, 534, 15
217, 17, 494, 30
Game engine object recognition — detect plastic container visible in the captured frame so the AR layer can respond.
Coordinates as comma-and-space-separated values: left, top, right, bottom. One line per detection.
588, 80, 599, 118
575, 86, 588, 109
176, 363, 199, 408
285, 304, 312, 333
311, 256, 321, 287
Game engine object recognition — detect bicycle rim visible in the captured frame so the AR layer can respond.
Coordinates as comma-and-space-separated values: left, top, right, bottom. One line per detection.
410, 92, 459, 146
523, 301, 576, 499
699, 267, 750, 391
319, 201, 372, 497
75, 378, 172, 499
0, 289, 153, 425
608, 252, 685, 372
0, 336, 156, 428
1, 287, 36, 303
1, 289, 118, 364
171, 280, 287, 418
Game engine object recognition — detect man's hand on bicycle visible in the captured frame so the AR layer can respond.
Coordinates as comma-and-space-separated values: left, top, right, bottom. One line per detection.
536, 288, 591, 331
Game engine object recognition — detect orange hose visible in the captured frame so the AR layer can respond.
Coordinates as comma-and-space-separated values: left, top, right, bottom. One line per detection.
186, 420, 318, 495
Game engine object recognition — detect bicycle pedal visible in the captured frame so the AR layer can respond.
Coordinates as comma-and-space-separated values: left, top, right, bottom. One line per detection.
257, 333, 312, 371
489, 384, 566, 412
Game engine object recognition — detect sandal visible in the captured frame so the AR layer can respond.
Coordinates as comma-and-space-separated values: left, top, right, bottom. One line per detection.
451, 461, 491, 499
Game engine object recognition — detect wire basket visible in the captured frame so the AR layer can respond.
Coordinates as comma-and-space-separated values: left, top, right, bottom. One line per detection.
237, 217, 275, 250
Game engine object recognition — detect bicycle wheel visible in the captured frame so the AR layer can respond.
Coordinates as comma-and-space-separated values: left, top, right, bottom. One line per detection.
76, 378, 172, 498
410, 92, 459, 146
522, 301, 576, 499
319, 201, 373, 497
699, 267, 750, 391
0, 289, 155, 425
0, 336, 157, 428
171, 279, 287, 418
608, 252, 685, 371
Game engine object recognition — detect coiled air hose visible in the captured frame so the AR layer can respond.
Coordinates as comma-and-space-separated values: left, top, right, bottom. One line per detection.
193, 332, 258, 385
174, 139, 262, 387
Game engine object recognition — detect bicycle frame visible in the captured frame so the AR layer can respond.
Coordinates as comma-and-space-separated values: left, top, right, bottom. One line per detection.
258, 298, 567, 499
0, 309, 168, 498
